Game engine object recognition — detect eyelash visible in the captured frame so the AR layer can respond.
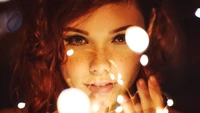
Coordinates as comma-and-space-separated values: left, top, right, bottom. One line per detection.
63, 35, 88, 46
112, 34, 126, 44
63, 34, 126, 46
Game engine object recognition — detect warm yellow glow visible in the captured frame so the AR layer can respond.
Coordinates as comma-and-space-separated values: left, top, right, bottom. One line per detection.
117, 95, 124, 104
117, 79, 123, 85
118, 73, 122, 79
92, 104, 99, 112
115, 106, 123, 113
110, 73, 115, 80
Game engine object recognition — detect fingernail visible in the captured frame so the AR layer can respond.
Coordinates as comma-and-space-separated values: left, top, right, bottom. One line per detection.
149, 76, 157, 86
137, 79, 146, 89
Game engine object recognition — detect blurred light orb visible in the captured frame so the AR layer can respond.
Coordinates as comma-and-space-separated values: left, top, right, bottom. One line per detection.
92, 104, 99, 112
164, 107, 169, 113
195, 8, 200, 18
67, 49, 74, 56
0, 0, 10, 3
167, 99, 174, 107
117, 95, 124, 104
17, 102, 26, 109
118, 79, 123, 85
115, 106, 123, 113
140, 54, 149, 66
57, 88, 90, 113
156, 108, 164, 113
125, 26, 149, 54
110, 73, 115, 80
118, 73, 122, 79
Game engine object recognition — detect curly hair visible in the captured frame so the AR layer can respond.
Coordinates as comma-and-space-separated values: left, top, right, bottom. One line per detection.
11, 0, 182, 112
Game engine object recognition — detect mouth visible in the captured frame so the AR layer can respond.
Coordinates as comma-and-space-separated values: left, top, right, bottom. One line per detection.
85, 81, 117, 94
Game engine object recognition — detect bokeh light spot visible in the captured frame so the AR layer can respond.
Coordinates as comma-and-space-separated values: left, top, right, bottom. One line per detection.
195, 8, 200, 18
17, 102, 26, 109
167, 99, 174, 107
115, 106, 123, 113
110, 73, 115, 80
57, 88, 90, 113
67, 49, 74, 56
125, 26, 149, 54
92, 104, 99, 112
118, 73, 122, 79
117, 95, 124, 104
117, 79, 123, 85
140, 54, 148, 66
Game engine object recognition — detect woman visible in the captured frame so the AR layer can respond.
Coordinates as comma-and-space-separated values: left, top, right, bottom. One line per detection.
10, 0, 182, 112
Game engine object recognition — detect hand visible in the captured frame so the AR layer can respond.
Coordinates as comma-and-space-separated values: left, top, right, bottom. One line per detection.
121, 76, 164, 113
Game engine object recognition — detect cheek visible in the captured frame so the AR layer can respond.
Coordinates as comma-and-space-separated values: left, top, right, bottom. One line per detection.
61, 50, 91, 82
113, 52, 141, 87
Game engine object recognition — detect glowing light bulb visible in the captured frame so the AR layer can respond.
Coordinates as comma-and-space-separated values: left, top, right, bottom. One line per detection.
156, 108, 164, 113
110, 73, 115, 80
167, 99, 174, 107
57, 88, 90, 113
92, 104, 99, 112
17, 102, 26, 109
164, 107, 169, 113
118, 79, 123, 85
115, 106, 123, 113
118, 73, 122, 79
125, 26, 149, 54
195, 8, 200, 18
67, 49, 74, 56
140, 54, 148, 66
117, 95, 124, 104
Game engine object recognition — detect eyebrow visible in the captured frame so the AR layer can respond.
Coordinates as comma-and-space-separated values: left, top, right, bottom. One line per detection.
109, 25, 132, 34
65, 25, 133, 35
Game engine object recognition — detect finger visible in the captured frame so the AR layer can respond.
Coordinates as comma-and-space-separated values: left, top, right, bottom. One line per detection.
148, 76, 164, 108
137, 78, 154, 112
131, 93, 142, 113
120, 94, 136, 113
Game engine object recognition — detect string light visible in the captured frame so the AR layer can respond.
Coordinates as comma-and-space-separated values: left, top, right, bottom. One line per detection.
66, 49, 74, 56
167, 99, 174, 107
115, 106, 123, 113
117, 95, 124, 104
57, 88, 90, 113
140, 54, 149, 66
92, 104, 99, 112
195, 8, 200, 18
117, 79, 123, 85
125, 26, 149, 54
17, 102, 26, 109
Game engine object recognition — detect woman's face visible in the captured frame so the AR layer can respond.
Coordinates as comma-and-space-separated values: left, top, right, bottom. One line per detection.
61, 3, 144, 108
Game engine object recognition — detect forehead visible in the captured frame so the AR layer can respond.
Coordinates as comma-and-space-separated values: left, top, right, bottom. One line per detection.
68, 3, 144, 33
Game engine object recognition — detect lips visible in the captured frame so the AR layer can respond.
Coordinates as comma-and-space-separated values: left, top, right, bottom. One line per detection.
85, 81, 116, 94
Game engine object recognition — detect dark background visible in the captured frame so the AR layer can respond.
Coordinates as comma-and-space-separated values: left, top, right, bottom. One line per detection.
0, 0, 200, 113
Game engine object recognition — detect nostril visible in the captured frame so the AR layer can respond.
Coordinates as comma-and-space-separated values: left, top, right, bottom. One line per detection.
89, 57, 111, 75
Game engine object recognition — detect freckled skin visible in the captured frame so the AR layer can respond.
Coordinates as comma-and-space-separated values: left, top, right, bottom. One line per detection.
60, 3, 144, 111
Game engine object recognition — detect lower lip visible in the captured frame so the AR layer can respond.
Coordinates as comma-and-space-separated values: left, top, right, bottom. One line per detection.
86, 83, 115, 94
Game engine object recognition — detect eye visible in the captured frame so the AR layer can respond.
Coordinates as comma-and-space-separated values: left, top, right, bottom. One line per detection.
63, 35, 88, 46
112, 34, 126, 44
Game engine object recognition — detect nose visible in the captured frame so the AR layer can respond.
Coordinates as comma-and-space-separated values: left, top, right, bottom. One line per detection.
89, 53, 111, 76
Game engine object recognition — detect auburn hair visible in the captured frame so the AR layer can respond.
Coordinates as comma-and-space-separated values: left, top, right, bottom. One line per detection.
11, 0, 182, 112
